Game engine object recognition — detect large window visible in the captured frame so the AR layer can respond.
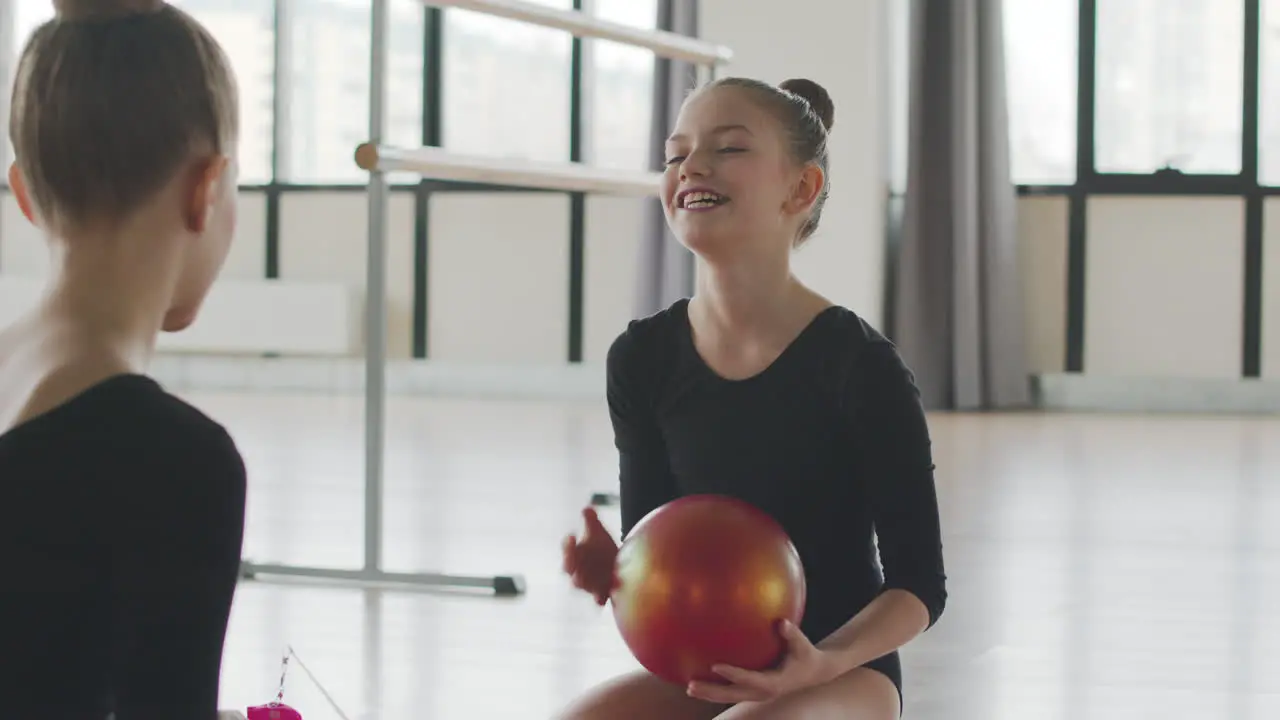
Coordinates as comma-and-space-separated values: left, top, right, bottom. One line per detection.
1260, 0, 1280, 183
1002, 0, 1079, 184
175, 0, 276, 185
590, 0, 658, 171
285, 0, 424, 184
1093, 0, 1244, 175
442, 0, 573, 163
4, 0, 656, 186
8, 2, 55, 168
10, 1, 53, 67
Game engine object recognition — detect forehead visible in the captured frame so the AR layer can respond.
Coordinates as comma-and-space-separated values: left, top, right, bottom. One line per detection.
669, 86, 775, 140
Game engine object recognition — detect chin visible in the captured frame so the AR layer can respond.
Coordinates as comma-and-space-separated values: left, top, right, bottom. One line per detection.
161, 306, 200, 333
675, 221, 739, 260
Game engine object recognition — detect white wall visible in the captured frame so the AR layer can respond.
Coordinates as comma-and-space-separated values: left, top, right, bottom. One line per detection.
699, 0, 888, 323
1084, 197, 1245, 379
279, 192, 417, 359
1016, 196, 1069, 375
1262, 199, 1280, 380
1013, 193, 1270, 383
427, 193, 570, 364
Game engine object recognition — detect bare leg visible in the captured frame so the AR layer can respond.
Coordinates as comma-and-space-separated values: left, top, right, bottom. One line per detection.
555, 670, 729, 720
715, 667, 899, 720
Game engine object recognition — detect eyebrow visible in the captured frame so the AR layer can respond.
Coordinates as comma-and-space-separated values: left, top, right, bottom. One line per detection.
666, 124, 753, 143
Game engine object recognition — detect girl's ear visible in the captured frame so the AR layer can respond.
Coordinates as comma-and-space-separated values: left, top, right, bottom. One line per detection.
9, 164, 38, 226
783, 163, 824, 217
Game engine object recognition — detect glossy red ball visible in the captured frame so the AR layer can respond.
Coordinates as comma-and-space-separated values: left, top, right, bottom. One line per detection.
610, 494, 806, 686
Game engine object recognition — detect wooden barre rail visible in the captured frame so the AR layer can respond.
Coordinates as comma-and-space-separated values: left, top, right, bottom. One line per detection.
422, 0, 732, 66
355, 143, 662, 196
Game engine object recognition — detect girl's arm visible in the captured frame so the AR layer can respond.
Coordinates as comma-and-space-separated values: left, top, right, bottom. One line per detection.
606, 326, 680, 538
820, 339, 946, 675
110, 424, 247, 719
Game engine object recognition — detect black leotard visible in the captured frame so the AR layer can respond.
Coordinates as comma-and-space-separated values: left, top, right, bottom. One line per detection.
0, 374, 247, 720
607, 299, 947, 706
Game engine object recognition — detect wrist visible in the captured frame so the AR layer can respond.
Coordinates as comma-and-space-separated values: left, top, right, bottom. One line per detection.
815, 637, 870, 679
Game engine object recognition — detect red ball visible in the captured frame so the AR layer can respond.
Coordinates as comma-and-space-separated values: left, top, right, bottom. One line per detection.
610, 494, 806, 686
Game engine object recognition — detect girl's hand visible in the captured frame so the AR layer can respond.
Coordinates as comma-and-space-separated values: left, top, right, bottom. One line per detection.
686, 620, 838, 704
561, 507, 620, 605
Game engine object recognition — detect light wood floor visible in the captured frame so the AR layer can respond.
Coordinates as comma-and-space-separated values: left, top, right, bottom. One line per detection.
192, 390, 1280, 719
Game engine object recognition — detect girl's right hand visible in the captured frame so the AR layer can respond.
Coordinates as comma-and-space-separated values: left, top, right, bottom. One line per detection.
561, 506, 620, 605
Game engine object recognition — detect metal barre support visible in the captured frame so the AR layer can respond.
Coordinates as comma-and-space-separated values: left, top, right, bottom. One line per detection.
241, 0, 726, 599
237, 0, 527, 597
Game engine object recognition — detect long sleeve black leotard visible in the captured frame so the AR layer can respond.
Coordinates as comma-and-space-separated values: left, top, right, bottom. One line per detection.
605, 299, 947, 700
0, 374, 247, 720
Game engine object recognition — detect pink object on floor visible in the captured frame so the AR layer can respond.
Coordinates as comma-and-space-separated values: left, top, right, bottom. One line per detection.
247, 703, 302, 720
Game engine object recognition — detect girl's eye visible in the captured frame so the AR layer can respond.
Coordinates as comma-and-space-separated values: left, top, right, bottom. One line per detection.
665, 148, 745, 166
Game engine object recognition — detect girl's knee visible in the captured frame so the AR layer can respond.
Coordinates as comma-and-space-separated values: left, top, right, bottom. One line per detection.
555, 671, 726, 720
714, 667, 899, 720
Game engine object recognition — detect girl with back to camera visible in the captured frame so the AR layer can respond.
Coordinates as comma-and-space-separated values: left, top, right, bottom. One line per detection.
559, 77, 947, 720
0, 1, 245, 717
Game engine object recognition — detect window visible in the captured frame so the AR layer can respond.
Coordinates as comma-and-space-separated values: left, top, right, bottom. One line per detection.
442, 0, 573, 164
173, 0, 276, 185
1259, 0, 1280, 184
887, 0, 910, 193
589, 0, 658, 171
10, 1, 54, 67
1002, 0, 1078, 184
1093, 0, 1243, 175
7, 1, 56, 169
284, 0, 423, 184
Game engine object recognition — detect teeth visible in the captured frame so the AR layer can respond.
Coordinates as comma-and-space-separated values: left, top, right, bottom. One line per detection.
682, 191, 726, 208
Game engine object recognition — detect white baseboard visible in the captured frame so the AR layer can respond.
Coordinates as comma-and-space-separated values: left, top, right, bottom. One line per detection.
141, 358, 1280, 413
148, 354, 606, 401
1033, 373, 1280, 414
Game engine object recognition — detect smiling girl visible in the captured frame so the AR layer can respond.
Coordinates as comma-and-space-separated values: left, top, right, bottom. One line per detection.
559, 77, 947, 720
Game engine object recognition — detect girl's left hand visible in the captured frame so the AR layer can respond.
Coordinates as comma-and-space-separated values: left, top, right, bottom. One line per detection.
685, 620, 839, 705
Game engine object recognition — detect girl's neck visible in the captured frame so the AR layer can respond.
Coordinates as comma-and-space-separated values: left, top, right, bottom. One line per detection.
691, 251, 800, 335
40, 232, 179, 372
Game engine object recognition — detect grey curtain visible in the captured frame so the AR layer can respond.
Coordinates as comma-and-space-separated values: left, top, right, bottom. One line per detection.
893, 0, 1030, 410
634, 0, 699, 318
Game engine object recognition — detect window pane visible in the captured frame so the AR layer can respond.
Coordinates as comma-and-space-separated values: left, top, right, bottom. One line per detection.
10, 1, 54, 66
1002, 0, 1078, 184
1259, 0, 1280, 184
1094, 0, 1243, 174
590, 0, 657, 171
887, 0, 910, 193
173, 0, 276, 185
284, 0, 423, 184
8, 1, 56, 169
443, 0, 572, 164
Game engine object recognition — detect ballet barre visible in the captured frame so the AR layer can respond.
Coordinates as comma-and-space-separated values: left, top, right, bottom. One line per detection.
422, 0, 732, 66
354, 144, 662, 196
240, 0, 730, 597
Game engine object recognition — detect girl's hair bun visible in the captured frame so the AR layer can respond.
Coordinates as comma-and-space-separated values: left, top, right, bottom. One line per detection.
779, 78, 835, 132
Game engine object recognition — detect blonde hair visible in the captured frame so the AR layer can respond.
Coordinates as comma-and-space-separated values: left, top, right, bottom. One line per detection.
11, 0, 239, 231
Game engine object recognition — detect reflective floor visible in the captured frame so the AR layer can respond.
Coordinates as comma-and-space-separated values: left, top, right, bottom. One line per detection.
197, 390, 1280, 719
